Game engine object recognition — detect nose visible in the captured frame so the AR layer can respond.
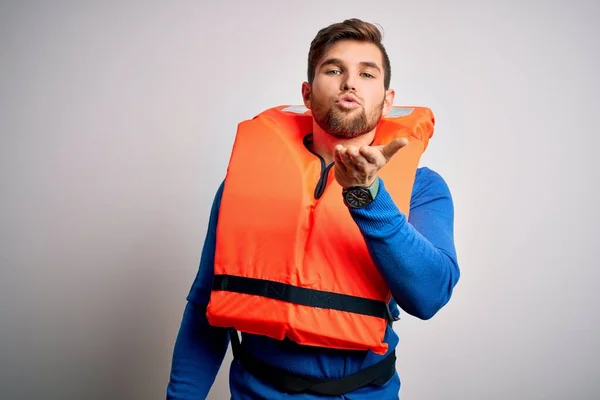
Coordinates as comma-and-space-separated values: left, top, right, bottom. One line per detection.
341, 73, 357, 92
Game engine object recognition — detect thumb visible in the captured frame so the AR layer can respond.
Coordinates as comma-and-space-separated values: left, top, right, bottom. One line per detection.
381, 137, 409, 160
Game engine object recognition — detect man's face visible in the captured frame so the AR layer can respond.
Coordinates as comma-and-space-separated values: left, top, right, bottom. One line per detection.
303, 40, 394, 139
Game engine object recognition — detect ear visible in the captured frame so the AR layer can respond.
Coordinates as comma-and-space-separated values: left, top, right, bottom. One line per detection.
301, 82, 312, 109
383, 88, 395, 115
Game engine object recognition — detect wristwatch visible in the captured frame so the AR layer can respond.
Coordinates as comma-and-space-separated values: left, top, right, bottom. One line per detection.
342, 177, 380, 208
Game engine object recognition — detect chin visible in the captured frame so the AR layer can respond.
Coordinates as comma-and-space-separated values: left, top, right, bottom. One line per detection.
326, 129, 368, 140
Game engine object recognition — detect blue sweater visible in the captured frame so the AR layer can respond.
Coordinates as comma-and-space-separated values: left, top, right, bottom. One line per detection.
166, 167, 460, 399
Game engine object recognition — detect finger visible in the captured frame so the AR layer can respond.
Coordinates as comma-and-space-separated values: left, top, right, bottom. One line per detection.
345, 145, 361, 164
347, 146, 369, 170
334, 145, 348, 171
381, 137, 409, 160
359, 145, 379, 164
344, 145, 366, 170
342, 146, 353, 166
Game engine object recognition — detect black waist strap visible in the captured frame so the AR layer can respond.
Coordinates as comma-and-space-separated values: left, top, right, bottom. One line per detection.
229, 330, 396, 396
213, 274, 390, 320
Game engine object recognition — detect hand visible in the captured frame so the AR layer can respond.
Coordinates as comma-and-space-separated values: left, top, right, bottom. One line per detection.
333, 137, 408, 189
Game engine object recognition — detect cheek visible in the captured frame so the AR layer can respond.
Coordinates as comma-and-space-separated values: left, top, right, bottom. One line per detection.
311, 90, 333, 108
312, 78, 338, 98
365, 91, 386, 109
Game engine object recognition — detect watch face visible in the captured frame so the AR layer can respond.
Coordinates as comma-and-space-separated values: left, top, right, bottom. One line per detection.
345, 188, 371, 208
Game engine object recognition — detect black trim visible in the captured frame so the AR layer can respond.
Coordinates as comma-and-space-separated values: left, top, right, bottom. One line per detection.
229, 330, 396, 395
213, 274, 389, 319
303, 134, 334, 199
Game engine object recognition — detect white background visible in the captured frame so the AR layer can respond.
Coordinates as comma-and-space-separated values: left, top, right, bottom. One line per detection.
1, 1, 599, 399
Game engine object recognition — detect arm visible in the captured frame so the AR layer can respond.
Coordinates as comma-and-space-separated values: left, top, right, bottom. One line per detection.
350, 167, 460, 320
166, 182, 230, 399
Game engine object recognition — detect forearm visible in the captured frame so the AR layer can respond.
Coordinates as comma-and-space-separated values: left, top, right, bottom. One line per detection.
350, 178, 460, 320
166, 301, 229, 399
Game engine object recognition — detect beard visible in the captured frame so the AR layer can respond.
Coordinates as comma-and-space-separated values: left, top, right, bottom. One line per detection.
311, 93, 385, 139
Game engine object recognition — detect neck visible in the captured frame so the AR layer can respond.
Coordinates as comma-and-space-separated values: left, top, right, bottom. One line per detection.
311, 126, 376, 165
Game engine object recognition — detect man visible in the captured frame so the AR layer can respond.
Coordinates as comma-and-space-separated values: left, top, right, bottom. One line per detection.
166, 18, 460, 399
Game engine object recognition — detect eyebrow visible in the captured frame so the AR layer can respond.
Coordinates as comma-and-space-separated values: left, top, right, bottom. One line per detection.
319, 58, 382, 73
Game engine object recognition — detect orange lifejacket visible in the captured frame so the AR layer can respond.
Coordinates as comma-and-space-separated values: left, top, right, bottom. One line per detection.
206, 105, 434, 355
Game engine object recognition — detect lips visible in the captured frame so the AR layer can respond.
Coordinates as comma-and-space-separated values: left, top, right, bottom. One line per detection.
336, 94, 361, 110
338, 94, 359, 104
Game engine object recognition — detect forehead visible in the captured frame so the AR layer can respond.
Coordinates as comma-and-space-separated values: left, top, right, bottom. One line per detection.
319, 40, 383, 68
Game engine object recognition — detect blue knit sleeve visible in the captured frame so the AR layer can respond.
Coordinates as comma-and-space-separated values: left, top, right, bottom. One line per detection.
166, 181, 230, 399
349, 167, 460, 319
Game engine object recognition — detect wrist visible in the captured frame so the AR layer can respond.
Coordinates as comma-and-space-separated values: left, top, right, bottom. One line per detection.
342, 177, 380, 208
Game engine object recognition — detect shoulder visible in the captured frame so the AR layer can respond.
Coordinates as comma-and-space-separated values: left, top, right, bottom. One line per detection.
414, 166, 447, 186
411, 166, 454, 208
210, 180, 225, 212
